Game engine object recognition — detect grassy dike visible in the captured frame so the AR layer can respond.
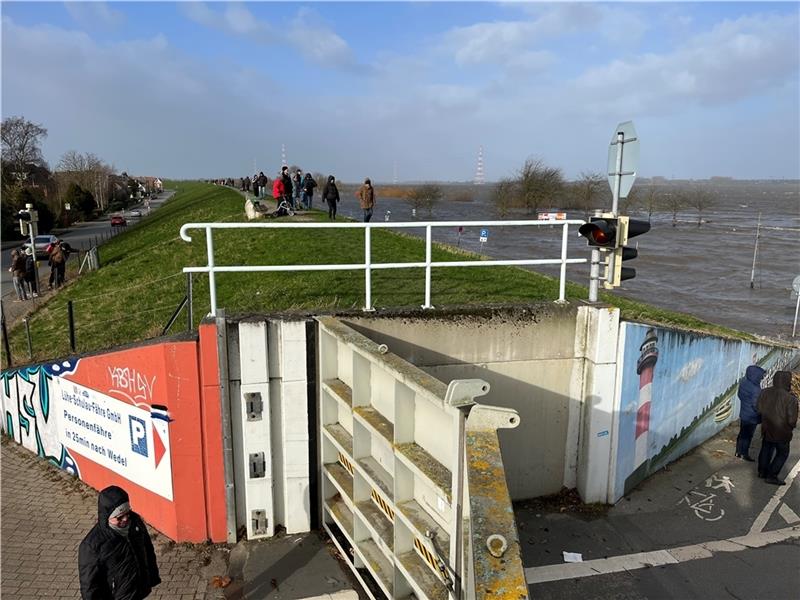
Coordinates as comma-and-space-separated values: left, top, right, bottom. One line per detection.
5, 181, 752, 364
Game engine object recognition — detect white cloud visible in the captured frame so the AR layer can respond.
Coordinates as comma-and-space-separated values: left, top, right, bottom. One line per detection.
568, 13, 799, 116
678, 358, 704, 383
180, 2, 358, 70
64, 1, 125, 28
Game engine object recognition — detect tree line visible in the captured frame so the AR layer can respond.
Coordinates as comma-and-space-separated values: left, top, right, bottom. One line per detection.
493, 158, 717, 226
1, 116, 150, 240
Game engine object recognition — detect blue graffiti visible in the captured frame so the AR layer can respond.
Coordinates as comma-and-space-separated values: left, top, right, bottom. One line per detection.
1, 365, 80, 478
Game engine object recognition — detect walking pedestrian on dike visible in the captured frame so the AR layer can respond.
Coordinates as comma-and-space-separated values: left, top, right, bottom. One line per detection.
323, 175, 340, 220
357, 177, 375, 222
257, 171, 269, 199
9, 249, 27, 300
272, 170, 285, 203
735, 364, 765, 461
293, 169, 303, 209
281, 166, 293, 209
302, 172, 317, 209
79, 485, 161, 599
23, 247, 38, 298
47, 240, 67, 289
756, 371, 798, 485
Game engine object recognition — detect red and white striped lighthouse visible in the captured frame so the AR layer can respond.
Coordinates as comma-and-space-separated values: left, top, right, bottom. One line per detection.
634, 328, 659, 467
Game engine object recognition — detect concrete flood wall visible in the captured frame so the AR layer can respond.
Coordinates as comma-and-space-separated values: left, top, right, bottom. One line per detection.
343, 305, 584, 501
3, 305, 797, 547
0, 325, 229, 542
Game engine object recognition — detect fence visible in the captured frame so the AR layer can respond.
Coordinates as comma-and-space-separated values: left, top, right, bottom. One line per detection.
179, 220, 588, 316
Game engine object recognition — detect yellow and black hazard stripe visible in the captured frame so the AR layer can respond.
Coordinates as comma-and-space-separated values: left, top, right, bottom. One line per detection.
370, 489, 394, 521
338, 453, 354, 475
414, 538, 449, 582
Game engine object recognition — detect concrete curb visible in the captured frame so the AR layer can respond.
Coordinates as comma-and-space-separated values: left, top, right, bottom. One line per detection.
298, 592, 359, 600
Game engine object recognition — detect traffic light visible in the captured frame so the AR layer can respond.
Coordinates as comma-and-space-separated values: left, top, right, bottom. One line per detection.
18, 209, 31, 236
603, 216, 651, 288
578, 215, 621, 248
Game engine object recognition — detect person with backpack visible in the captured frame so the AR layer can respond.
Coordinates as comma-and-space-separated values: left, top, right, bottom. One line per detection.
322, 175, 340, 220
302, 173, 317, 210
49, 241, 70, 288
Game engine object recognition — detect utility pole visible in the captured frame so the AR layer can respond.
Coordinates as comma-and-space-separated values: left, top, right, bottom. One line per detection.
750, 212, 761, 289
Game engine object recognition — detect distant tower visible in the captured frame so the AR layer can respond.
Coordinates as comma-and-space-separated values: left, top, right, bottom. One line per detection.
393, 162, 398, 185
281, 144, 287, 167
474, 146, 485, 185
634, 329, 659, 468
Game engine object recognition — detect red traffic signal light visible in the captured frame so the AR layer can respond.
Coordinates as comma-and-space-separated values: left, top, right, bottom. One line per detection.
579, 217, 620, 248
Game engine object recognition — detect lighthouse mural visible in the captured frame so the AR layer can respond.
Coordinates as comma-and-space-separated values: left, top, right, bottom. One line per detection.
634, 328, 659, 467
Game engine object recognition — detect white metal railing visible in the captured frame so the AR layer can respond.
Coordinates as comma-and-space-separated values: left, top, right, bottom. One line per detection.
179, 220, 588, 316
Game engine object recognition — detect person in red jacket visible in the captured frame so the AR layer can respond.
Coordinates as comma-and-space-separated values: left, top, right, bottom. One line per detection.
272, 175, 285, 201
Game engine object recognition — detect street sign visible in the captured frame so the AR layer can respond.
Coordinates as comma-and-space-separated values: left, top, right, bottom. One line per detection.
479, 228, 488, 243
607, 121, 639, 199
793, 275, 800, 293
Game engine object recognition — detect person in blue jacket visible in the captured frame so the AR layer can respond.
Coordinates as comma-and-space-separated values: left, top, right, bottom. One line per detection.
735, 364, 766, 461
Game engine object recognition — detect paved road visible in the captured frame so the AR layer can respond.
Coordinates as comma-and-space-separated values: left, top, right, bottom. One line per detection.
519, 425, 800, 600
1, 192, 174, 293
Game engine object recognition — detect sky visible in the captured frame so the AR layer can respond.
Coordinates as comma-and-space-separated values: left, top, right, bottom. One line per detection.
2, 1, 799, 182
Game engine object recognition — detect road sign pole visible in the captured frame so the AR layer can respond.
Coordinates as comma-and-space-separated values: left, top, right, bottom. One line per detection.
793, 293, 799, 337
589, 248, 600, 302
612, 131, 624, 217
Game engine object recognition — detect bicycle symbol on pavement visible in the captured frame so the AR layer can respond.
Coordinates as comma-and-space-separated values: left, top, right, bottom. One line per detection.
677, 475, 735, 522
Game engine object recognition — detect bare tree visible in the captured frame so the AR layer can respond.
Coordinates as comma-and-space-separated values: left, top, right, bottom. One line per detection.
1, 116, 48, 179
572, 172, 607, 219
660, 192, 686, 227
406, 183, 443, 217
639, 185, 660, 222
686, 186, 716, 227
57, 150, 114, 211
492, 178, 515, 218
517, 158, 564, 215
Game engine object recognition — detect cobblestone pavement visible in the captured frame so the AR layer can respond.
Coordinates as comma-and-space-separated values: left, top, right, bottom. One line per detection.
1, 438, 229, 599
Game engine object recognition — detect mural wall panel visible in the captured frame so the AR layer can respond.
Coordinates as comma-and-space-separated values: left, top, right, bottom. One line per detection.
612, 323, 797, 502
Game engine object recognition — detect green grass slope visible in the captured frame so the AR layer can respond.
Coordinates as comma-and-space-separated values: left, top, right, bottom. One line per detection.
5, 182, 752, 363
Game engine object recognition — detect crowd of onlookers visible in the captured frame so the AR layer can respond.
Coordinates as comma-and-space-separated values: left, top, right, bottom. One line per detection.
8, 240, 74, 301
208, 167, 377, 222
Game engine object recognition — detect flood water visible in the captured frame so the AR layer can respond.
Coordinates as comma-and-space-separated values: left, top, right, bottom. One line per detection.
334, 181, 800, 341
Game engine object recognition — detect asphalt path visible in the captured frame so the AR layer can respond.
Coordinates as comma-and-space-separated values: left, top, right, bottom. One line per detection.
520, 427, 800, 600
1, 191, 174, 294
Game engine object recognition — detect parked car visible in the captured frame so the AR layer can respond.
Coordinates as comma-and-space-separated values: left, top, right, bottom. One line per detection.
110, 215, 127, 227
21, 234, 59, 258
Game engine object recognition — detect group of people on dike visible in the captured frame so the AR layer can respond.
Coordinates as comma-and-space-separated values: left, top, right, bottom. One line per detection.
8, 239, 73, 301
736, 367, 797, 485
214, 169, 377, 222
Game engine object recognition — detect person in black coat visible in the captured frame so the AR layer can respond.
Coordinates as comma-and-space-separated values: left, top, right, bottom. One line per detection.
79, 485, 161, 600
322, 175, 340, 220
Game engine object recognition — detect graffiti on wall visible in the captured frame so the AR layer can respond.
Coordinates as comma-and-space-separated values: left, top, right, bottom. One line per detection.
2, 361, 80, 475
2, 358, 173, 500
613, 323, 797, 501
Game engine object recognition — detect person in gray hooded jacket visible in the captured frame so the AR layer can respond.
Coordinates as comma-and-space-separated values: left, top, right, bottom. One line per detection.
756, 371, 798, 485
79, 485, 160, 599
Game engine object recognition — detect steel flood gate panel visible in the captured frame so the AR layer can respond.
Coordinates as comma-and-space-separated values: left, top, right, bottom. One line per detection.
317, 316, 459, 600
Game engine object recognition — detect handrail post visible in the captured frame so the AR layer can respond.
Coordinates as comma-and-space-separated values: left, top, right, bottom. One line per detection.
557, 222, 569, 303
206, 227, 217, 316
423, 225, 433, 309
364, 225, 374, 311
